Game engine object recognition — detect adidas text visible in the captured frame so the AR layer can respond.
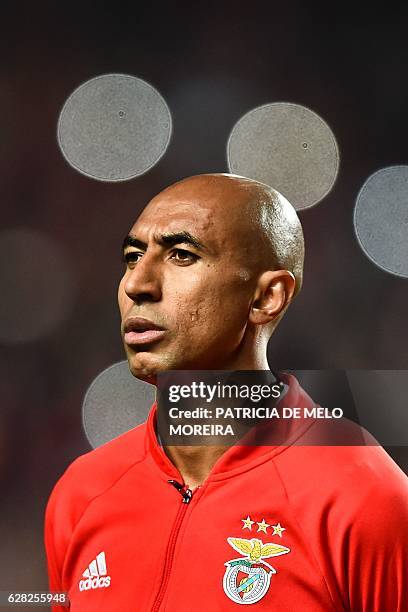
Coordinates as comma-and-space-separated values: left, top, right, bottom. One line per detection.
79, 576, 111, 591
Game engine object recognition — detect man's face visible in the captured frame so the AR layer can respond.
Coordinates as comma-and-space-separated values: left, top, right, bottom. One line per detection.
118, 177, 260, 383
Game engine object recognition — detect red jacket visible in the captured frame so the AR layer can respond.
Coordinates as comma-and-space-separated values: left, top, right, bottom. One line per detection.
45, 374, 408, 610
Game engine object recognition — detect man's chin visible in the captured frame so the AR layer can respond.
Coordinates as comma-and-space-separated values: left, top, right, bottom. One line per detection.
126, 351, 174, 386
124, 343, 191, 383
126, 360, 157, 385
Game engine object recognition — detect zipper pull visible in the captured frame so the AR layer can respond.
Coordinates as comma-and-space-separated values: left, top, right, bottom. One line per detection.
168, 479, 193, 504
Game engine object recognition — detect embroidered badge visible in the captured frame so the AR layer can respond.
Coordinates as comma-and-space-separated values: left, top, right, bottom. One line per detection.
223, 537, 290, 604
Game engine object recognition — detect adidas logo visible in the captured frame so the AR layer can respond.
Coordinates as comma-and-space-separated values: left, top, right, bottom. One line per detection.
79, 552, 111, 591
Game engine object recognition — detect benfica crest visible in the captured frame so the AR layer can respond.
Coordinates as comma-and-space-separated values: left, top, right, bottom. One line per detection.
223, 537, 290, 605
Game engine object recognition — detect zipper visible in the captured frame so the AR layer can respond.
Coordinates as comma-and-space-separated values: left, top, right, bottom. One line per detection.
150, 480, 197, 611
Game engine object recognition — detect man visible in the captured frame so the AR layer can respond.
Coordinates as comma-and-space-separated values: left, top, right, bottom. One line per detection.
45, 174, 408, 610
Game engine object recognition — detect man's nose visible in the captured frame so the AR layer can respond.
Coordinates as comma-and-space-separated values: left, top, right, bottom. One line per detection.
124, 254, 162, 303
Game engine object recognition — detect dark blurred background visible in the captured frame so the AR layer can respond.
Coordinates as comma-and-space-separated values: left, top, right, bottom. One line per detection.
1, 3, 408, 601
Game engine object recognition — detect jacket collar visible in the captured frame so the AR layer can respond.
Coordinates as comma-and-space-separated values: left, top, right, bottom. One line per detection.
144, 373, 317, 483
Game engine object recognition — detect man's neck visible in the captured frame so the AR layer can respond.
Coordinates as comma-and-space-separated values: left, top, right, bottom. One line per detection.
158, 356, 276, 490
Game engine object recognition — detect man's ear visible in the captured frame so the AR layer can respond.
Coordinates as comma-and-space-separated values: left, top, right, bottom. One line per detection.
249, 270, 296, 325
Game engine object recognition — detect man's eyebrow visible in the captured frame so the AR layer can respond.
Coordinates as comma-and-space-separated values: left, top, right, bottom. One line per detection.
122, 235, 147, 252
122, 231, 207, 252
158, 231, 206, 251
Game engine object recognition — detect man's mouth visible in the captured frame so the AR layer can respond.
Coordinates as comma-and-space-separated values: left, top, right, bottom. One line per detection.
123, 316, 166, 347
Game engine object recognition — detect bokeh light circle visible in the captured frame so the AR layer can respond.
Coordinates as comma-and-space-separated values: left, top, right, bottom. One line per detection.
57, 74, 172, 181
227, 102, 340, 210
354, 166, 408, 278
82, 360, 156, 448
0, 228, 76, 344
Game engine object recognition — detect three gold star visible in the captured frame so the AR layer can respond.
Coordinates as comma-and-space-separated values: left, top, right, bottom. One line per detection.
240, 515, 286, 537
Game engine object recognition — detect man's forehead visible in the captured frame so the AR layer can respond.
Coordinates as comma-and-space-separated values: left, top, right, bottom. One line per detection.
130, 178, 257, 238
132, 198, 213, 232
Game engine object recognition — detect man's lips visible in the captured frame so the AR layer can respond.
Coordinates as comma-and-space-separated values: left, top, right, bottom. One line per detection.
123, 316, 166, 346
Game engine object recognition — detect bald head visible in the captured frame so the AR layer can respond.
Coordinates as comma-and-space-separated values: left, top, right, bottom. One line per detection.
155, 173, 304, 297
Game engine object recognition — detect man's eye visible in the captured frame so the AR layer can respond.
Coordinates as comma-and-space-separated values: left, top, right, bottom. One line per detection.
170, 249, 199, 264
123, 251, 143, 265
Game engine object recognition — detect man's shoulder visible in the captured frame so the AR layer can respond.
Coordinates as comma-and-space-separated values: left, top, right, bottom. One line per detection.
75, 420, 146, 470
275, 441, 408, 521
49, 422, 147, 515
